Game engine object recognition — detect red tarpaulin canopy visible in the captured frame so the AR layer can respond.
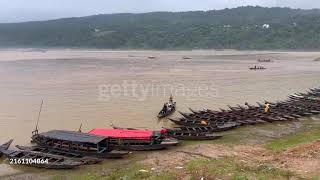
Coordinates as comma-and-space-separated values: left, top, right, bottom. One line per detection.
89, 128, 154, 140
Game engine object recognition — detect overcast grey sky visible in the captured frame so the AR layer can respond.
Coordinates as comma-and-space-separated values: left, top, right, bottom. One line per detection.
0, 0, 319, 23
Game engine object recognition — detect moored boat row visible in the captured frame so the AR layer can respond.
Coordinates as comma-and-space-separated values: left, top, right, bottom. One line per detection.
168, 88, 320, 137
0, 128, 180, 169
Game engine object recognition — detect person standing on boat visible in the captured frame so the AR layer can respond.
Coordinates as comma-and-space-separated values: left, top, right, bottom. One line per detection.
169, 94, 173, 104
162, 103, 168, 112
264, 102, 270, 113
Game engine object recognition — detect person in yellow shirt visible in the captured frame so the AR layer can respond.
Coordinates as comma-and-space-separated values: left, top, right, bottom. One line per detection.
264, 102, 270, 113
200, 120, 208, 125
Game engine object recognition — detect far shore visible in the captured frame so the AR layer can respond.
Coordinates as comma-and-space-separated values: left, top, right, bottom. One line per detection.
1, 47, 320, 52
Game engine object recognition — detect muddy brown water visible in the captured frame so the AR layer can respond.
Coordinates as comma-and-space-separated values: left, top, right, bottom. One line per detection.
0, 49, 320, 176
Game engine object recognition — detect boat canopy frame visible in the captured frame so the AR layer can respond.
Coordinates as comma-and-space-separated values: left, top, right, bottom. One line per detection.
33, 130, 110, 153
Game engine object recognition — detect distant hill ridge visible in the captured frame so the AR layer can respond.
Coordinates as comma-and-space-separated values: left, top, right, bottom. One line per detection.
1, 6, 320, 49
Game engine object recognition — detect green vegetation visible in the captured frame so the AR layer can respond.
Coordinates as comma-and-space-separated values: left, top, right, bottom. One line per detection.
265, 130, 320, 151
50, 164, 176, 180
49, 158, 295, 180
309, 177, 320, 180
1, 6, 320, 49
104, 164, 175, 180
185, 157, 294, 180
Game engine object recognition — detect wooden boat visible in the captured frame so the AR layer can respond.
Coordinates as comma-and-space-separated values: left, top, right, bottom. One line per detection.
175, 134, 222, 140
170, 113, 267, 126
16, 145, 102, 165
180, 108, 290, 124
166, 130, 222, 140
111, 127, 181, 148
249, 66, 266, 70
158, 95, 176, 118
31, 130, 128, 158
173, 124, 238, 133
109, 140, 179, 151
257, 59, 272, 62
0, 141, 82, 169
182, 56, 192, 59
188, 108, 201, 114
112, 126, 138, 130
89, 128, 180, 151
165, 87, 320, 137
148, 56, 156, 59
228, 105, 241, 111
0, 139, 13, 157
158, 102, 176, 118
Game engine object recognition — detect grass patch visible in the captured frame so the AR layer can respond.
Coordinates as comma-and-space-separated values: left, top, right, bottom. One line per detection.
50, 163, 176, 180
50, 157, 295, 180
51, 173, 100, 180
310, 177, 320, 180
185, 157, 295, 180
104, 164, 152, 180
265, 130, 320, 151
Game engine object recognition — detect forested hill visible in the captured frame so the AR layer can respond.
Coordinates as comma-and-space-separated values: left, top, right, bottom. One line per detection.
1, 6, 320, 49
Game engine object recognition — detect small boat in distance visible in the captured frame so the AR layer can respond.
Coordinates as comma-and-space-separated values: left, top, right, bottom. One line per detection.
182, 56, 192, 59
257, 59, 273, 62
158, 95, 176, 118
249, 65, 266, 70
148, 56, 156, 59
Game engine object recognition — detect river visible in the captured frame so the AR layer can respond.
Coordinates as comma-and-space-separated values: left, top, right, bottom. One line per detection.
0, 49, 319, 147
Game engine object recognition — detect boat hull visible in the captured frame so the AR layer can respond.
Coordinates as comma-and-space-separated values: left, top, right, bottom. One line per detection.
158, 102, 176, 118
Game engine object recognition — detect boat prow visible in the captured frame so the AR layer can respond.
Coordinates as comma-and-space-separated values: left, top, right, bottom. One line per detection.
0, 139, 13, 150
188, 108, 198, 114
0, 139, 13, 157
158, 102, 176, 118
